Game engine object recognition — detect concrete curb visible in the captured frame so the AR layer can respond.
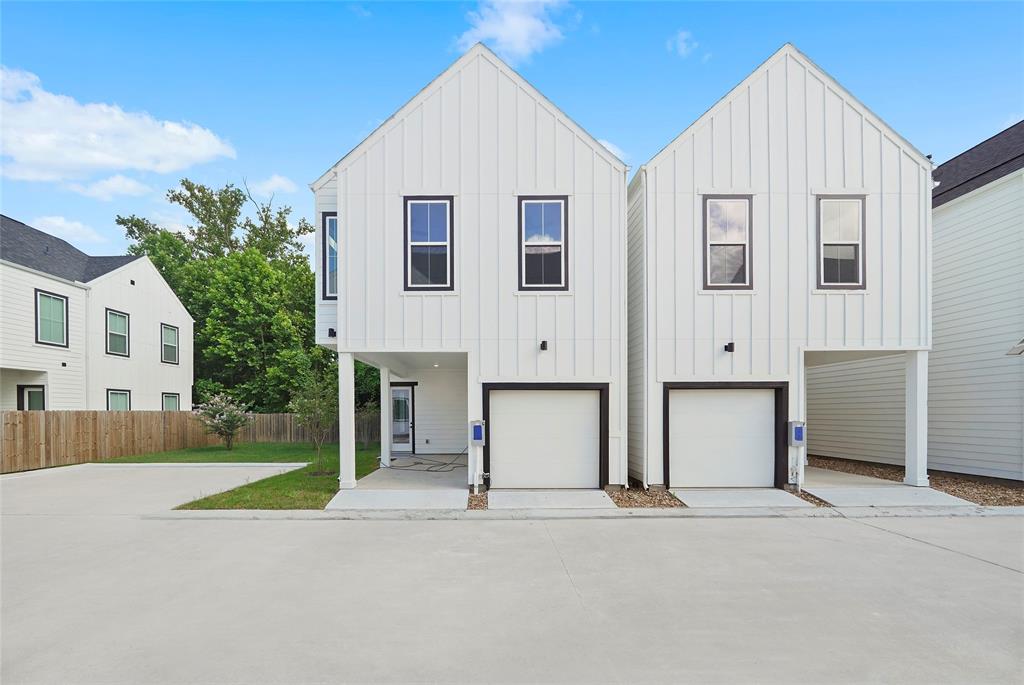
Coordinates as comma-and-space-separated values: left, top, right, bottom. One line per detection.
80, 463, 309, 469
145, 504, 1024, 522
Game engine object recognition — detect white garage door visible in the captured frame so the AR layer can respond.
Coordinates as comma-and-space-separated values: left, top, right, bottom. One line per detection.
668, 389, 775, 488
488, 390, 600, 489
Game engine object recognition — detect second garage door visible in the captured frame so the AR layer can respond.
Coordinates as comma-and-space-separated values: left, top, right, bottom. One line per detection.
488, 389, 601, 489
667, 388, 776, 488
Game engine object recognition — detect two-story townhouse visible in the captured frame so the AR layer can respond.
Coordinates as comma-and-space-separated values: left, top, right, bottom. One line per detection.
313, 43, 628, 492
627, 44, 933, 491
0, 216, 193, 411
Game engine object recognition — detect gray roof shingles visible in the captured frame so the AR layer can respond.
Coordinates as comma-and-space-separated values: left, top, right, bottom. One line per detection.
933, 120, 1024, 207
0, 215, 141, 282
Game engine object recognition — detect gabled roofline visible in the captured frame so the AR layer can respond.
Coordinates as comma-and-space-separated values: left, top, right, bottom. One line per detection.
86, 255, 195, 322
310, 42, 625, 192
644, 43, 932, 171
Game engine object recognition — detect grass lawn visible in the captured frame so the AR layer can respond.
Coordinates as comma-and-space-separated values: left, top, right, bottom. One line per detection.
107, 441, 380, 510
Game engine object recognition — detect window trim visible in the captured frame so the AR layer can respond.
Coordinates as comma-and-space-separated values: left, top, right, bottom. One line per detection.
161, 392, 181, 411
321, 211, 338, 300
160, 323, 179, 365
106, 388, 131, 411
403, 196, 455, 292
105, 308, 130, 357
17, 385, 45, 410
34, 288, 69, 348
702, 195, 754, 290
816, 195, 866, 290
518, 195, 570, 292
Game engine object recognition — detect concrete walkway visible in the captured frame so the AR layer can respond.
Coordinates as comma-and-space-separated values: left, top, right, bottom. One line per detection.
488, 489, 616, 509
672, 488, 812, 508
2, 463, 1022, 684
326, 453, 469, 510
803, 466, 974, 507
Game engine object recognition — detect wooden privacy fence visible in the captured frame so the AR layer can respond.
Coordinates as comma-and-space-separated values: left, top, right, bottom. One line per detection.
1, 410, 380, 474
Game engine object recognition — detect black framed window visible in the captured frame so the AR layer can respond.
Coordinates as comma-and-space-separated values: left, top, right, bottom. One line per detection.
17, 385, 45, 410
703, 195, 752, 289
162, 393, 180, 411
160, 323, 179, 364
322, 212, 338, 299
105, 309, 130, 357
35, 289, 68, 347
817, 196, 865, 289
404, 196, 454, 291
519, 196, 569, 290
106, 389, 131, 411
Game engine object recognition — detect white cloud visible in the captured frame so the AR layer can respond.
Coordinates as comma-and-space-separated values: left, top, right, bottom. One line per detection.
250, 174, 298, 197
1, 66, 235, 182
67, 174, 151, 201
598, 139, 627, 161
667, 30, 698, 58
457, 1, 567, 64
32, 215, 107, 244
701, 52, 713, 64
348, 4, 371, 17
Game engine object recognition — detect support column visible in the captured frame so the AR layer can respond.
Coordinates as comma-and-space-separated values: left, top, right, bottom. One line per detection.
905, 350, 929, 486
379, 367, 391, 468
337, 352, 357, 489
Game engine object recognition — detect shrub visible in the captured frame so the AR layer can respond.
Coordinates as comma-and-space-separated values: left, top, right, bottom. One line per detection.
195, 394, 250, 450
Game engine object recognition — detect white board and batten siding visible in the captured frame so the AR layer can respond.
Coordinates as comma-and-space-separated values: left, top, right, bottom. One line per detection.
314, 175, 338, 346
626, 171, 647, 483
312, 44, 630, 484
629, 44, 932, 486
808, 169, 1024, 480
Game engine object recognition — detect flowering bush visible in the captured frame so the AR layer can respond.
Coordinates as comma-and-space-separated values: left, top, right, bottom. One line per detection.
195, 394, 250, 450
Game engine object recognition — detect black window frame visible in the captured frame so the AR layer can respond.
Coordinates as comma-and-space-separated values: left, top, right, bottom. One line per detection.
16, 384, 46, 410
518, 195, 570, 292
403, 196, 455, 292
321, 211, 338, 301
34, 288, 69, 348
702, 195, 754, 291
160, 323, 179, 365
105, 308, 130, 358
816, 195, 867, 290
161, 392, 181, 411
106, 388, 131, 410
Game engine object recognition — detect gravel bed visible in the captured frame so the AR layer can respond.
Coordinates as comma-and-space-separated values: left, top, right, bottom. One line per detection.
809, 455, 1024, 506
795, 490, 831, 507
468, 492, 488, 510
608, 486, 685, 508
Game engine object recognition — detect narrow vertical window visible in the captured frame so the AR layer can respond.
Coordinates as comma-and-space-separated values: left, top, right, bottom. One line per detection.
35, 290, 68, 347
161, 323, 179, 364
817, 197, 865, 289
703, 196, 752, 289
162, 393, 180, 411
322, 212, 338, 299
106, 309, 130, 357
106, 389, 131, 410
404, 197, 454, 291
519, 197, 569, 290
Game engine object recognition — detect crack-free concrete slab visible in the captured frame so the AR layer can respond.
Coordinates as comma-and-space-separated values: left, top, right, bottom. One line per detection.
804, 466, 901, 487
488, 489, 616, 509
805, 485, 974, 507
672, 488, 812, 508
325, 488, 468, 510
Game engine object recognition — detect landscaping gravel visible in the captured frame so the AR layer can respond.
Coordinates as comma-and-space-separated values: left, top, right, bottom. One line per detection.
809, 455, 1024, 506
468, 492, 488, 510
608, 486, 684, 508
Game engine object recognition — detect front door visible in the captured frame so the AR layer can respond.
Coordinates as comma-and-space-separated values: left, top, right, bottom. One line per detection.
391, 386, 413, 453
18, 385, 45, 410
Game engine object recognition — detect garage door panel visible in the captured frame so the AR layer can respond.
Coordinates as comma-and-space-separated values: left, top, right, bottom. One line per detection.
668, 389, 775, 488
489, 390, 600, 489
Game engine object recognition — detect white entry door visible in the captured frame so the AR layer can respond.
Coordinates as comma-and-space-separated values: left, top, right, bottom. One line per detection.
488, 389, 600, 489
391, 386, 413, 453
668, 389, 775, 487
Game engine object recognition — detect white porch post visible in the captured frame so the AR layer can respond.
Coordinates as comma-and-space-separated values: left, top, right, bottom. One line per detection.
337, 352, 357, 489
379, 367, 391, 467
904, 350, 929, 486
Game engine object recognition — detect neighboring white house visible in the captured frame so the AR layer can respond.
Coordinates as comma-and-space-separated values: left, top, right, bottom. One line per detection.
0, 215, 193, 411
312, 43, 628, 491
807, 122, 1024, 481
627, 44, 933, 490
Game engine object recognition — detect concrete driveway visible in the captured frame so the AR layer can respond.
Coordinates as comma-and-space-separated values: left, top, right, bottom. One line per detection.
2, 465, 1023, 685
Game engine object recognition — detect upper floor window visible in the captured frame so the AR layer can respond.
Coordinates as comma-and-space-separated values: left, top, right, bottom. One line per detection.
703, 196, 752, 289
161, 323, 179, 364
817, 197, 865, 289
35, 289, 68, 347
519, 197, 568, 290
107, 389, 131, 410
322, 212, 338, 299
404, 197, 454, 291
106, 309, 130, 357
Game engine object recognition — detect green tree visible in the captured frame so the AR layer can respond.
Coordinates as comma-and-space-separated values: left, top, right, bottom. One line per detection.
288, 354, 339, 473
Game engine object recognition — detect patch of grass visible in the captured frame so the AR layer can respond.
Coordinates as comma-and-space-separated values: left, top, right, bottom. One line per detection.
106, 442, 328, 464
176, 443, 380, 510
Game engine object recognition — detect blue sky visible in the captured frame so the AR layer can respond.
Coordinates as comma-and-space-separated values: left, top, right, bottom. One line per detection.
2, 1, 1021, 258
